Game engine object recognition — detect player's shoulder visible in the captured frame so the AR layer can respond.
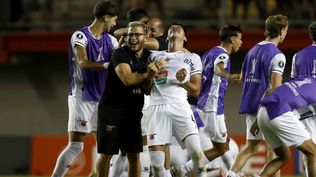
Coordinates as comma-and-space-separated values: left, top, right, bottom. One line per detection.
182, 52, 200, 59
72, 30, 87, 40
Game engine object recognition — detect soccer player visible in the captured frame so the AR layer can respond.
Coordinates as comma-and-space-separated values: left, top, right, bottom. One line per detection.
51, 1, 118, 177
257, 76, 316, 177
227, 14, 288, 177
146, 23, 206, 177
174, 24, 242, 177
290, 21, 316, 177
291, 21, 316, 79
96, 21, 165, 177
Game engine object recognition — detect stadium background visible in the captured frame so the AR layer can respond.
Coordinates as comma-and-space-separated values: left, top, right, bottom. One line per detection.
0, 0, 314, 176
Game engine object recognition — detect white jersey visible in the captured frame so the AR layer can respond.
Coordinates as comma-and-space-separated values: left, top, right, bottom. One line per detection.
149, 51, 202, 105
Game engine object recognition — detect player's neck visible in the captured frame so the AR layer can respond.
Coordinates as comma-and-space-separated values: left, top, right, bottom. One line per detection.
264, 37, 280, 46
168, 39, 184, 52
220, 42, 232, 54
88, 20, 104, 39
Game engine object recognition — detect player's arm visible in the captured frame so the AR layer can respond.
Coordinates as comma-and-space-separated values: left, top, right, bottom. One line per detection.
264, 53, 286, 96
115, 58, 162, 86
74, 45, 108, 70
114, 28, 128, 39
182, 73, 201, 97
215, 62, 241, 84
144, 37, 160, 50
290, 54, 297, 78
264, 72, 282, 96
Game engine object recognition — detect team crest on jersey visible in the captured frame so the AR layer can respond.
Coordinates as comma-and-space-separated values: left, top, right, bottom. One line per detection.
76, 33, 83, 39
154, 70, 168, 85
278, 61, 285, 68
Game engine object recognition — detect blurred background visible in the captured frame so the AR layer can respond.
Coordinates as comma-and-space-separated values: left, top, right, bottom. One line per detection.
0, 0, 314, 176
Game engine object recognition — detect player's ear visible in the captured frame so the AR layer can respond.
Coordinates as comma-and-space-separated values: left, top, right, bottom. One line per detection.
103, 15, 110, 22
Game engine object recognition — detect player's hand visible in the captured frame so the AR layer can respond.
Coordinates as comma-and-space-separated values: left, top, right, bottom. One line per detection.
176, 68, 188, 84
154, 57, 167, 71
228, 73, 241, 84
147, 62, 159, 79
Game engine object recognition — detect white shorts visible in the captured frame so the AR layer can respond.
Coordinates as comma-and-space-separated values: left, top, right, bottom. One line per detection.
68, 95, 98, 133
246, 114, 264, 140
257, 106, 310, 149
301, 116, 316, 143
147, 102, 199, 147
141, 95, 150, 136
198, 110, 227, 143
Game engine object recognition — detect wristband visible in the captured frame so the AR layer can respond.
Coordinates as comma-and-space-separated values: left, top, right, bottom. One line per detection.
180, 77, 189, 84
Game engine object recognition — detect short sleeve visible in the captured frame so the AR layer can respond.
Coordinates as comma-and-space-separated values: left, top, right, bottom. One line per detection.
190, 53, 202, 75
108, 34, 119, 50
214, 53, 229, 68
290, 54, 297, 78
71, 31, 88, 48
111, 47, 130, 68
271, 53, 286, 75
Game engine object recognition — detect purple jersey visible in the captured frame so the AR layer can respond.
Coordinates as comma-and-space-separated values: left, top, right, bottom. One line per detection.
293, 44, 316, 78
261, 76, 316, 120
68, 26, 113, 101
239, 42, 283, 115
197, 46, 230, 114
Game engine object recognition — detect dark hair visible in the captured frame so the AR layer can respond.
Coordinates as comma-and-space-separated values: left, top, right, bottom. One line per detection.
219, 24, 242, 42
93, 1, 118, 19
127, 8, 148, 23
264, 14, 288, 38
309, 21, 316, 41
128, 21, 149, 35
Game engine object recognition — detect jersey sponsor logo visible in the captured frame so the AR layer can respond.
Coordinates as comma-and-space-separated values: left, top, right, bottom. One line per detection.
76, 33, 83, 39
278, 61, 285, 68
154, 70, 168, 85
184, 58, 196, 71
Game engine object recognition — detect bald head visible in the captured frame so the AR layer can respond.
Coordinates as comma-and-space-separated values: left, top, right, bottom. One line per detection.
148, 17, 164, 38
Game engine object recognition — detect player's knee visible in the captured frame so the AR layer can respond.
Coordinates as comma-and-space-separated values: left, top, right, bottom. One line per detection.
68, 142, 84, 156
149, 151, 165, 173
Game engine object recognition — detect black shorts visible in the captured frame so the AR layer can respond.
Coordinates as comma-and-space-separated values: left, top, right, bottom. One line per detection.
97, 105, 143, 155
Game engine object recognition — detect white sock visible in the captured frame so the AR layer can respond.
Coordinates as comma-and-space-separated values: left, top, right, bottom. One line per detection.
149, 151, 166, 177
222, 150, 234, 170
51, 142, 83, 177
140, 146, 151, 177
109, 152, 127, 177
184, 135, 206, 177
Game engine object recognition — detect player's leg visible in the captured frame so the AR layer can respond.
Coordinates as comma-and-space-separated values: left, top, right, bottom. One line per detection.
227, 115, 263, 176
52, 97, 95, 177
147, 104, 171, 177
184, 134, 207, 177
109, 151, 127, 177
51, 132, 85, 177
